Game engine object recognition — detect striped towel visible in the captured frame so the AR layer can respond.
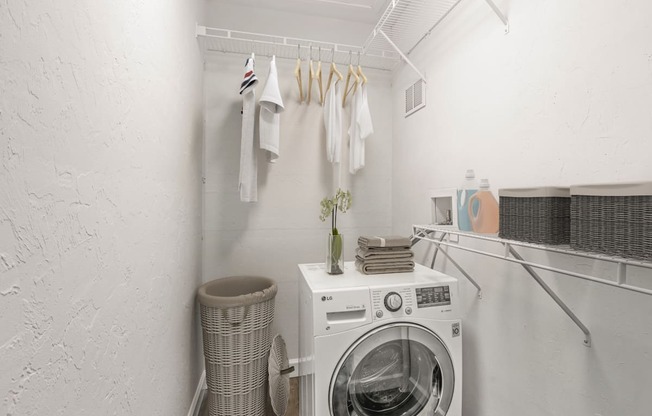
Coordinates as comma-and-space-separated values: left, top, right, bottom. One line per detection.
240, 57, 258, 95
358, 235, 411, 249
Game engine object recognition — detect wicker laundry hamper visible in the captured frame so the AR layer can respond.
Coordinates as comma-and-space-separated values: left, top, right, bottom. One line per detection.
197, 276, 277, 416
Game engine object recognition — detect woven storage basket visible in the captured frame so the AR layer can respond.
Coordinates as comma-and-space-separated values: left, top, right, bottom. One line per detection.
570, 182, 652, 261
499, 187, 571, 244
197, 276, 277, 416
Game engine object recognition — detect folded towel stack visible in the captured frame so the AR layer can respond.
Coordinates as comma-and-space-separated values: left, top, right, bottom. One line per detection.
355, 235, 415, 275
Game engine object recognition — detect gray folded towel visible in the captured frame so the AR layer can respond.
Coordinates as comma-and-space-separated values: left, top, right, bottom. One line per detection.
355, 259, 415, 275
358, 235, 411, 249
356, 247, 414, 261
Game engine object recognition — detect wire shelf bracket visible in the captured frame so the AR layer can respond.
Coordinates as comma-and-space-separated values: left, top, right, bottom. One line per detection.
412, 225, 652, 347
483, 0, 510, 33
363, 0, 510, 82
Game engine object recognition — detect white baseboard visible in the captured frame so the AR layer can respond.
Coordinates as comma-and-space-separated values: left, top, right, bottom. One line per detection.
187, 370, 206, 416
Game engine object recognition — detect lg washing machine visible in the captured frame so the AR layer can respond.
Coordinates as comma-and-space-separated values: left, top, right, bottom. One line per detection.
299, 262, 462, 416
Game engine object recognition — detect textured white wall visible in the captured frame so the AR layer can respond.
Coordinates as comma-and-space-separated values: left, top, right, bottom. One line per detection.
392, 1, 652, 415
0, 0, 204, 414
202, 53, 393, 359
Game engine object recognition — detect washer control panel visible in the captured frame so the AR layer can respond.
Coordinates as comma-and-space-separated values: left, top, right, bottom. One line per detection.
371, 287, 414, 320
371, 284, 453, 320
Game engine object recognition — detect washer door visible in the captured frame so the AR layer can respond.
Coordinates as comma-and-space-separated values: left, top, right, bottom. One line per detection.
330, 323, 454, 416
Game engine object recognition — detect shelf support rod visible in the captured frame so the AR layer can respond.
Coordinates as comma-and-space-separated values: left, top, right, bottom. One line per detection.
378, 29, 427, 83
434, 240, 483, 298
429, 232, 447, 269
413, 229, 482, 298
482, 0, 509, 33
507, 245, 592, 347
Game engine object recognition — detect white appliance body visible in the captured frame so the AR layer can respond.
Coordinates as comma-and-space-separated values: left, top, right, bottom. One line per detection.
299, 262, 462, 416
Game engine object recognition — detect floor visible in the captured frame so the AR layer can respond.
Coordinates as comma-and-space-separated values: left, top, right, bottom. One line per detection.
198, 377, 300, 416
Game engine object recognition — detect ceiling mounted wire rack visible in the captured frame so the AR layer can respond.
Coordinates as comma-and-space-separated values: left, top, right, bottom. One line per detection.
196, 25, 400, 71
196, 0, 508, 77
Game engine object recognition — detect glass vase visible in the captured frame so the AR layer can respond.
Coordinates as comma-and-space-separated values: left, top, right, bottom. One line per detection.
326, 233, 344, 275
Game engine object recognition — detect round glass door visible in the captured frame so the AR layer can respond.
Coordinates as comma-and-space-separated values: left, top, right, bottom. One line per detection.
330, 323, 454, 416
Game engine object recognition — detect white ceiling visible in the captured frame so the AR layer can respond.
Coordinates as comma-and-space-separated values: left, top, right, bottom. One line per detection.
213, 0, 389, 24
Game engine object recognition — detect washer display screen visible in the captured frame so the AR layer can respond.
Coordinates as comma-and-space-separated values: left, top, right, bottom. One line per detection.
416, 286, 451, 308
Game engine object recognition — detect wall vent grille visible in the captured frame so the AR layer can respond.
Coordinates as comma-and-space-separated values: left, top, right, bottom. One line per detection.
405, 79, 426, 117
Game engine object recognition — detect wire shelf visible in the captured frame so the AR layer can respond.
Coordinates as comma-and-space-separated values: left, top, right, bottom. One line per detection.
197, 26, 400, 71
197, 0, 508, 78
413, 224, 652, 295
364, 0, 464, 55
413, 224, 652, 347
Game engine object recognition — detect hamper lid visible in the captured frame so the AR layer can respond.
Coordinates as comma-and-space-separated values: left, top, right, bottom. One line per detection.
570, 182, 652, 197
197, 276, 277, 308
269, 334, 294, 416
499, 187, 570, 198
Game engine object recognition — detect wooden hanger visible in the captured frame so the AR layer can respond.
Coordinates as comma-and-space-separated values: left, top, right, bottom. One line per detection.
326, 49, 343, 94
307, 45, 315, 104
356, 52, 367, 85
315, 47, 324, 105
294, 44, 303, 103
342, 51, 359, 106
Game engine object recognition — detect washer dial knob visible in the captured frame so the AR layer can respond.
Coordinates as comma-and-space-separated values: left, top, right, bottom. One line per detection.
384, 292, 403, 312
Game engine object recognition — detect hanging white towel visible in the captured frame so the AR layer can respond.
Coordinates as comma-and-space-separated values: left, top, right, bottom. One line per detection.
323, 79, 343, 164
259, 56, 285, 163
239, 57, 258, 202
349, 83, 373, 174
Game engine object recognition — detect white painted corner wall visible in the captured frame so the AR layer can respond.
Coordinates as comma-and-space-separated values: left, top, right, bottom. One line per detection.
0, 0, 205, 414
391, 1, 652, 416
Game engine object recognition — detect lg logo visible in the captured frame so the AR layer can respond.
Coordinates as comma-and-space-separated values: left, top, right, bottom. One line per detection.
321, 296, 333, 302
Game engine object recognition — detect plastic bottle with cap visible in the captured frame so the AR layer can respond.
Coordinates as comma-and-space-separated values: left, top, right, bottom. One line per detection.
457, 169, 478, 231
468, 178, 499, 234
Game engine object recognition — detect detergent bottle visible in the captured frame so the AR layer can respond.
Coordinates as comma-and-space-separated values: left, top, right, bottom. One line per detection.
469, 179, 499, 234
457, 170, 478, 231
